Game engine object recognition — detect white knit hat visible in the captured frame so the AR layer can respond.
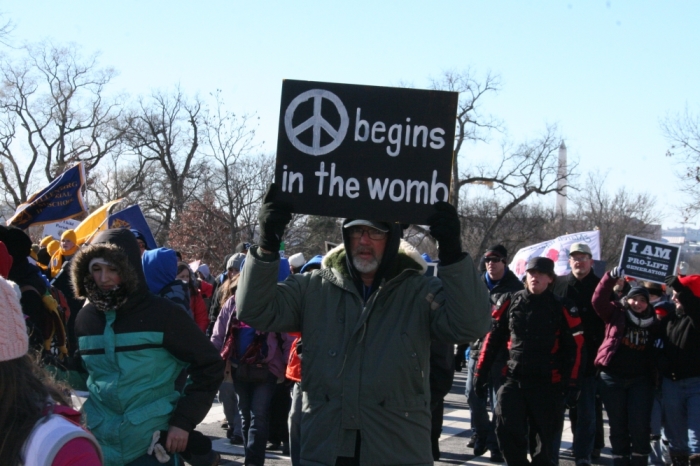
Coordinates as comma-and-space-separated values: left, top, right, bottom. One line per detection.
0, 276, 28, 361
289, 252, 306, 269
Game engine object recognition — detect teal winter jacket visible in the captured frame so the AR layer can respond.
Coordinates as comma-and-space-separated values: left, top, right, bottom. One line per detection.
71, 229, 224, 465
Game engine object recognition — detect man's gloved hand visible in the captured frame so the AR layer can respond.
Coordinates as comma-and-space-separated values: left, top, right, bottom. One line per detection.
609, 267, 625, 280
473, 375, 488, 400
665, 275, 683, 292
257, 184, 293, 253
564, 386, 580, 409
427, 201, 462, 265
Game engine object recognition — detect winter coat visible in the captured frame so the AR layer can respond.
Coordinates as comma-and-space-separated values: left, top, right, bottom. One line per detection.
236, 237, 490, 466
469, 268, 524, 361
71, 229, 224, 466
477, 288, 584, 387
211, 295, 291, 379
659, 279, 700, 381
591, 272, 659, 372
191, 288, 209, 332
142, 248, 193, 318
554, 271, 605, 377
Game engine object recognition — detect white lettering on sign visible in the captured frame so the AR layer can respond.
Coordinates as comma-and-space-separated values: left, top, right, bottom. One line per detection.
638, 245, 672, 260
312, 162, 448, 204
284, 89, 349, 156
281, 165, 304, 193
354, 109, 446, 157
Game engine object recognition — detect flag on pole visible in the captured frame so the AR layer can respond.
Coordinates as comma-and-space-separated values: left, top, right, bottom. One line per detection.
6, 163, 87, 229
108, 204, 158, 250
74, 199, 123, 245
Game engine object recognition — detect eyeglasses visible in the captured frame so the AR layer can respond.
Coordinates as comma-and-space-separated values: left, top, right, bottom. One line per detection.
569, 255, 590, 263
347, 226, 387, 240
484, 257, 502, 263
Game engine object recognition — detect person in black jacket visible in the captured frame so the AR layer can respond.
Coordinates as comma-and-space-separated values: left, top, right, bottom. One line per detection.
465, 244, 523, 462
476, 256, 584, 466
661, 274, 700, 466
553, 242, 605, 465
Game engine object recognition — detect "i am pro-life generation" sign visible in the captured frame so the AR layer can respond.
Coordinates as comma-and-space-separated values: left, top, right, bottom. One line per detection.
618, 235, 681, 284
274, 80, 458, 225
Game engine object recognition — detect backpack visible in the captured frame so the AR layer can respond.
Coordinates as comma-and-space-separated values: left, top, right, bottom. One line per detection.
20, 285, 69, 361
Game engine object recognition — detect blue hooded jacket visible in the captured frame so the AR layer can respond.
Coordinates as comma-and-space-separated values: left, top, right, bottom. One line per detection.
142, 248, 192, 317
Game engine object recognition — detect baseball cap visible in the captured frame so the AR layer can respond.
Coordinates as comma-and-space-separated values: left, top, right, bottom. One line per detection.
569, 242, 592, 256
344, 220, 389, 232
526, 257, 555, 275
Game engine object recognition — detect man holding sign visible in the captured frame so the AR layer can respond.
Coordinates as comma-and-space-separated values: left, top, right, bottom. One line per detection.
236, 184, 490, 465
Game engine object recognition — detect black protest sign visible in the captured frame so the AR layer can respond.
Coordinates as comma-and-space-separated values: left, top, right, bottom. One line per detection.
618, 235, 681, 284
275, 80, 458, 224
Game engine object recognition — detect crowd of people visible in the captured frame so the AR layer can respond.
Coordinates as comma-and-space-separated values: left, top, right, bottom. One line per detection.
0, 184, 698, 466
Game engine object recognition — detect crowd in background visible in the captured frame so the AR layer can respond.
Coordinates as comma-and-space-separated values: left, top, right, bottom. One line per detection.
0, 206, 698, 466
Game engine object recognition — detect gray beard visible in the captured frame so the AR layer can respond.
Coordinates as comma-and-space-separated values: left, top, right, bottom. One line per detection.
352, 255, 380, 274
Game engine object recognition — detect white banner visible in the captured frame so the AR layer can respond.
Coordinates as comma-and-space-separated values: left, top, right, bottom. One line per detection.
42, 218, 81, 240
509, 230, 601, 278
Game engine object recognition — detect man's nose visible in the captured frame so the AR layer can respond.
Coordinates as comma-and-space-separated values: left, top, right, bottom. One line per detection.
358, 231, 372, 243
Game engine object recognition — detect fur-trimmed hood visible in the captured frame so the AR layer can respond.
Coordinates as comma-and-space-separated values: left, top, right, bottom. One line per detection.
322, 239, 428, 281
71, 229, 147, 300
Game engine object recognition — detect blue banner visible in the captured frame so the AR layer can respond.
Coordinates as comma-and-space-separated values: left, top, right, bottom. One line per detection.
108, 204, 158, 250
6, 163, 86, 229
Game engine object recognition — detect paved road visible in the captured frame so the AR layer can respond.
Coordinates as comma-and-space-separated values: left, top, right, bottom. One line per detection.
196, 371, 615, 465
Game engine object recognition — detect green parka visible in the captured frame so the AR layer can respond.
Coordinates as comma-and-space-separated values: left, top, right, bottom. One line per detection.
237, 237, 490, 466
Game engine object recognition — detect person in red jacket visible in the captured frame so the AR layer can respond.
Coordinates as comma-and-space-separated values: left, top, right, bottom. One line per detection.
177, 262, 209, 332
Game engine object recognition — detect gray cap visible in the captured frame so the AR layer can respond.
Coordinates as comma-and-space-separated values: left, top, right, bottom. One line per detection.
227, 253, 246, 272
343, 220, 389, 232
569, 242, 592, 256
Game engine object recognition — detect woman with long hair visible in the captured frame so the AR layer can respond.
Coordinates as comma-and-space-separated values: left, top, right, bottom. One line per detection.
0, 271, 102, 466
176, 262, 209, 332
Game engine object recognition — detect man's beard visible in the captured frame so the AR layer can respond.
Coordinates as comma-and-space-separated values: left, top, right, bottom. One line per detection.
352, 247, 381, 274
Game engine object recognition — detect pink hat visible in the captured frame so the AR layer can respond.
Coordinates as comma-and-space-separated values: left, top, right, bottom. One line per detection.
0, 275, 28, 361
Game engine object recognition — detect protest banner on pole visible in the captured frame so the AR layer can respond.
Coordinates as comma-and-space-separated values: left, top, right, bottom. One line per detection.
509, 230, 601, 278
274, 80, 458, 224
618, 235, 680, 284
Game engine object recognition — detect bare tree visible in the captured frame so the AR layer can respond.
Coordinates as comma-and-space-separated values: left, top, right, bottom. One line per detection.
201, 92, 272, 249
460, 125, 576, 254
661, 105, 700, 219
0, 41, 122, 207
568, 172, 661, 266
122, 87, 204, 244
429, 68, 502, 208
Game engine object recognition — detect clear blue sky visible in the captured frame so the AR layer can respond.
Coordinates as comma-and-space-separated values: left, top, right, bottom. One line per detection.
4, 0, 699, 228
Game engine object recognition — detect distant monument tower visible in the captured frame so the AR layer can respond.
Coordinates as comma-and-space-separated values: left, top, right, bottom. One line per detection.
556, 141, 567, 218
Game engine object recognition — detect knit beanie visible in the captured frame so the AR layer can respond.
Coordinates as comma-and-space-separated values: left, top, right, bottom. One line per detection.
289, 252, 306, 269
0, 275, 28, 361
678, 275, 700, 298
47, 240, 60, 257
40, 235, 54, 248
626, 286, 650, 303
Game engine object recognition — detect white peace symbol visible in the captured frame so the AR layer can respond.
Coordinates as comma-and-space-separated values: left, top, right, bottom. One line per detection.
284, 89, 349, 156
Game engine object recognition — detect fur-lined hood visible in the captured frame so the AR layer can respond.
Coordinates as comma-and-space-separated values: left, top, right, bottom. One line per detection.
71, 229, 147, 300
322, 239, 428, 281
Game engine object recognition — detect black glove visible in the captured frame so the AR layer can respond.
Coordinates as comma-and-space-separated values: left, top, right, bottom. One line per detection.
473, 375, 488, 399
664, 275, 683, 292
609, 267, 625, 280
427, 201, 462, 265
564, 386, 580, 409
257, 184, 293, 252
